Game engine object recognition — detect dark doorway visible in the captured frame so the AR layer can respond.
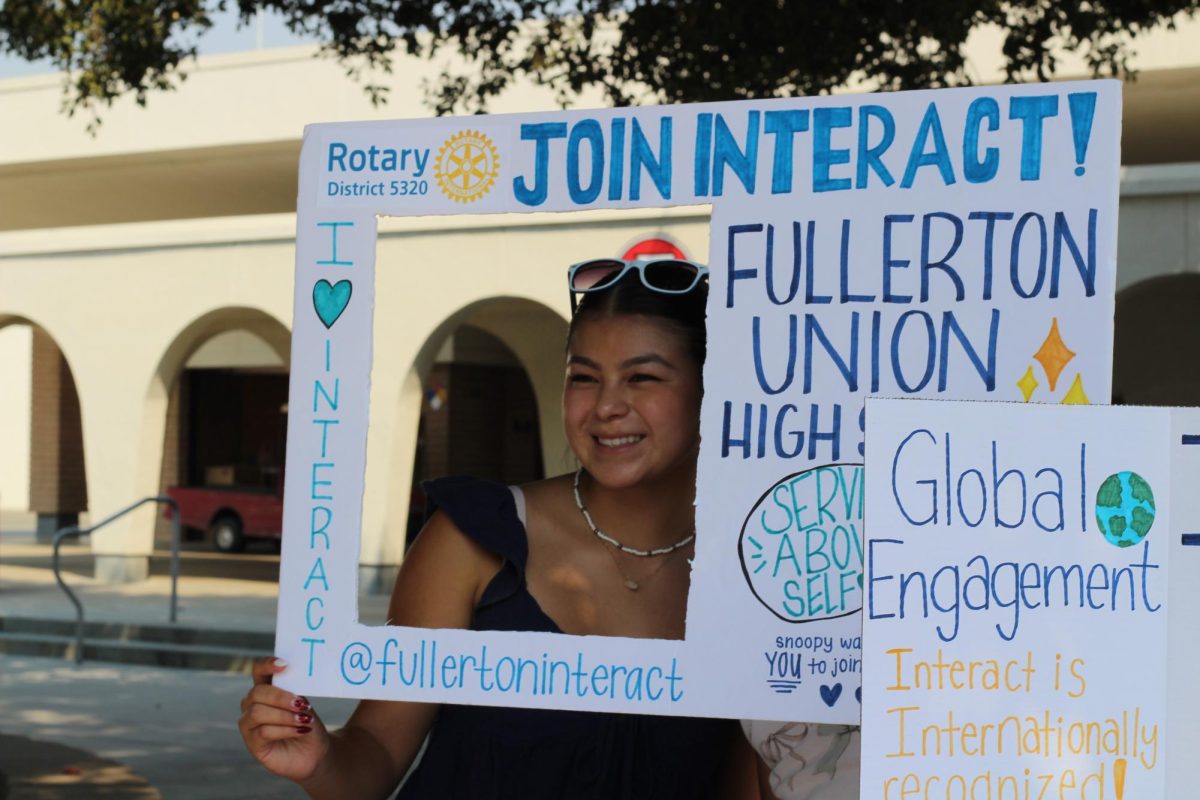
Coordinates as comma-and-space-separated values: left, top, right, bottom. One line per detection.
407, 326, 545, 545
1113, 274, 1200, 406
184, 369, 289, 490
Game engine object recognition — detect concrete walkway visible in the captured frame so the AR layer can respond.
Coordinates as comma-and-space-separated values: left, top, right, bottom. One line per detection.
0, 732, 160, 799
0, 527, 388, 798
0, 654, 357, 799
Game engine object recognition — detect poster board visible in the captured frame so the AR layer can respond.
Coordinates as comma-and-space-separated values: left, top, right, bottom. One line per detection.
860, 398, 1200, 797
276, 81, 1122, 721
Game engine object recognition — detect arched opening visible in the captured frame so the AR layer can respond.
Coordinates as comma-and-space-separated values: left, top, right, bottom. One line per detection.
357, 295, 569, 599
401, 298, 569, 547
1113, 274, 1200, 405
359, 296, 567, 575
0, 315, 87, 542
408, 324, 546, 539
144, 308, 291, 554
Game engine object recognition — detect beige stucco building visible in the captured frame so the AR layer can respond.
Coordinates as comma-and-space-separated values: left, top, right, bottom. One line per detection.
3, 24, 1200, 588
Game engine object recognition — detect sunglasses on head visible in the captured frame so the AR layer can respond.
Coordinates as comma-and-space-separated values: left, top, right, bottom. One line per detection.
567, 258, 709, 313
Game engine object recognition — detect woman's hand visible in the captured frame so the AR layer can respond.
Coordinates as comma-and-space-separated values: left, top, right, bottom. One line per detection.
239, 657, 331, 783
233, 511, 495, 797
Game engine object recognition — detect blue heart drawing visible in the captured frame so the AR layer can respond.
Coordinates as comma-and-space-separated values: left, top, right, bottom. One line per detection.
313, 279, 352, 329
819, 683, 843, 707
855, 686, 862, 704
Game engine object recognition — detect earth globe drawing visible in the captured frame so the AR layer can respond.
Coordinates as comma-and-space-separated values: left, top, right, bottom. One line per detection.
1094, 471, 1156, 548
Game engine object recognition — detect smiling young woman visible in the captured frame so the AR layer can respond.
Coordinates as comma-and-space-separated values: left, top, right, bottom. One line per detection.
564, 315, 702, 494
238, 260, 765, 799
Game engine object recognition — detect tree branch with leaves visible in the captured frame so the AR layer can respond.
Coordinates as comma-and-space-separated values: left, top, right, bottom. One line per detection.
2, 0, 1196, 130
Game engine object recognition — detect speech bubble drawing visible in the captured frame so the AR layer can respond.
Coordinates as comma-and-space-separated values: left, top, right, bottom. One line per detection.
738, 463, 865, 624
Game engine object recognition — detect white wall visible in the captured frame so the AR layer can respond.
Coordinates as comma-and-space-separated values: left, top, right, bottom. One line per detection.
0, 45, 604, 166
0, 324, 31, 511
959, 13, 1200, 84
0, 207, 709, 574
1118, 163, 1200, 290
186, 329, 286, 369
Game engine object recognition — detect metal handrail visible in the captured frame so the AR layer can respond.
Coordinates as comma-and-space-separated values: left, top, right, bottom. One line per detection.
52, 496, 182, 664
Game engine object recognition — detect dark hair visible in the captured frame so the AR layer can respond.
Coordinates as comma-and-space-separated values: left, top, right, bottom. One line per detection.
566, 270, 708, 368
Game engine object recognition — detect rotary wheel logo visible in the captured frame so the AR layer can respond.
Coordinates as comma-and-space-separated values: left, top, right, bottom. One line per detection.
434, 130, 500, 203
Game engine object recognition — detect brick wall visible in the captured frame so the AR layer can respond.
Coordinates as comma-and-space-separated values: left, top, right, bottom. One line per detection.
419, 363, 452, 480
406, 361, 543, 547
444, 363, 543, 483
415, 362, 543, 485
28, 327, 87, 514
154, 376, 187, 546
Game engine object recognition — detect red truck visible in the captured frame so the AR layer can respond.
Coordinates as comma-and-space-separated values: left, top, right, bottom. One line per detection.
166, 472, 430, 553
165, 468, 283, 552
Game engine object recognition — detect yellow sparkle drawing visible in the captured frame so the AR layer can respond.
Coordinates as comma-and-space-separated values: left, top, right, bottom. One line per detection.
1033, 317, 1076, 391
1061, 374, 1089, 405
1016, 365, 1039, 402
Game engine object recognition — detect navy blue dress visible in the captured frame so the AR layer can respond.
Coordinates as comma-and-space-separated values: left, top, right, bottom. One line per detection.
395, 476, 735, 800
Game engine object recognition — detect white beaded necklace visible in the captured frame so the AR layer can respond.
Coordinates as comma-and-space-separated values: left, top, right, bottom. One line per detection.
572, 468, 695, 558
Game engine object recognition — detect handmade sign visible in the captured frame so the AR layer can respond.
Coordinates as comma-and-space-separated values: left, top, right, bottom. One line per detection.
860, 398, 1200, 797
277, 81, 1122, 721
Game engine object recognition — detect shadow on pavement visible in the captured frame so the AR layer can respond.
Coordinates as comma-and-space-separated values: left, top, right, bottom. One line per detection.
0, 733, 160, 799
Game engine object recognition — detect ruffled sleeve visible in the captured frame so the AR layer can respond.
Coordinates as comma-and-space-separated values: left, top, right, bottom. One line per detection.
419, 476, 557, 632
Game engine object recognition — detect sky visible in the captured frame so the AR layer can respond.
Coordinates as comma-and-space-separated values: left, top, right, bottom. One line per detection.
0, 6, 314, 79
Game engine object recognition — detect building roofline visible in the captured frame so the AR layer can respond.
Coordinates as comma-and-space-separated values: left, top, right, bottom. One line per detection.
1120, 161, 1200, 197
0, 205, 712, 259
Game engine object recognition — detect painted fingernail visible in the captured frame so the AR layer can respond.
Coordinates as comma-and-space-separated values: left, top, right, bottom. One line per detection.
295, 713, 313, 725
296, 726, 312, 734
291, 698, 310, 711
